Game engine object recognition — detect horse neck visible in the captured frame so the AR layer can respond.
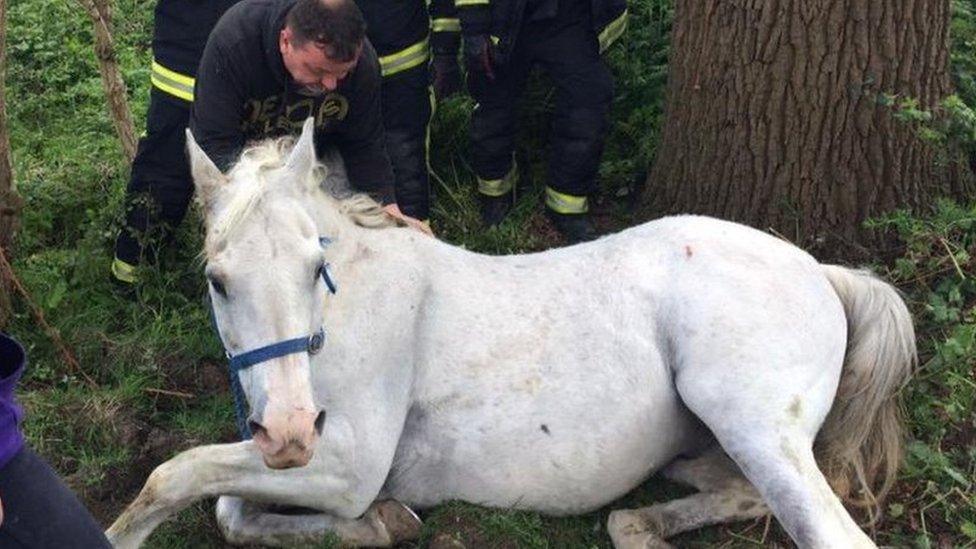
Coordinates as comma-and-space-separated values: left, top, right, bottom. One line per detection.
313, 224, 430, 419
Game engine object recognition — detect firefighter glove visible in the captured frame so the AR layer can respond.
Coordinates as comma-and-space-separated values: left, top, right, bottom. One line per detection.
463, 34, 496, 81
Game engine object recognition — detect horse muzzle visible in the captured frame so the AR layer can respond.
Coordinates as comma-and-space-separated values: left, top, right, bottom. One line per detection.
249, 407, 325, 469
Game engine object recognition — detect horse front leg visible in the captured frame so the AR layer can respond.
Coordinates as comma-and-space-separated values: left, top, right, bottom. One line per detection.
106, 441, 406, 549
215, 496, 421, 547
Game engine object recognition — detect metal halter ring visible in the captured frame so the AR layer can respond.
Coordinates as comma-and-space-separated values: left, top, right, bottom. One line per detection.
308, 331, 324, 355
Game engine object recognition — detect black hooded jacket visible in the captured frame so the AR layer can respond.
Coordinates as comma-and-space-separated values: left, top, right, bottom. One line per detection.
189, 0, 395, 203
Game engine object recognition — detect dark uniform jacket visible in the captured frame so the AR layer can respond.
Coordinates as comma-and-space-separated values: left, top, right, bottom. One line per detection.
189, 0, 395, 203
458, 0, 627, 66
153, 0, 242, 79
356, 1, 428, 57
358, 0, 459, 77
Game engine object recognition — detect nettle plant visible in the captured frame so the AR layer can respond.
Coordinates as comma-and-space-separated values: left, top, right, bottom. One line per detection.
865, 201, 976, 545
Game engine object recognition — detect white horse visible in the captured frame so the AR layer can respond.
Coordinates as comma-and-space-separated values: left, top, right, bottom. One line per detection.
107, 119, 916, 548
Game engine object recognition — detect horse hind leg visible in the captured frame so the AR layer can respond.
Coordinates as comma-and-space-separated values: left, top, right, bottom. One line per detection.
673, 373, 876, 548
607, 446, 769, 549
216, 496, 421, 547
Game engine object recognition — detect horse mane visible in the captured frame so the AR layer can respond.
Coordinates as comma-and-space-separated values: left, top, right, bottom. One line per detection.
205, 135, 396, 251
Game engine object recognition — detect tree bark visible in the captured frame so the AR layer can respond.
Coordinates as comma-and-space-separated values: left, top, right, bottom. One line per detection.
0, 0, 22, 328
80, 0, 136, 162
648, 0, 971, 254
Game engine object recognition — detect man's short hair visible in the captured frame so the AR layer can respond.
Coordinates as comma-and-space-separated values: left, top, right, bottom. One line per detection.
285, 0, 366, 62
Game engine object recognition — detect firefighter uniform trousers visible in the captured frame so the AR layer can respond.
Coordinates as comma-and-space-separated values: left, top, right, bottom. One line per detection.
112, 0, 239, 283
468, 3, 614, 215
361, 0, 459, 222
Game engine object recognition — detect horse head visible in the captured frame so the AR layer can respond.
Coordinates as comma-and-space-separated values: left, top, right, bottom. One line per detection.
186, 118, 338, 469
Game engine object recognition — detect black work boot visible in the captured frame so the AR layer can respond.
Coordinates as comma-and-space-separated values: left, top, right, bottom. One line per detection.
109, 256, 139, 300
480, 192, 514, 228
547, 209, 598, 244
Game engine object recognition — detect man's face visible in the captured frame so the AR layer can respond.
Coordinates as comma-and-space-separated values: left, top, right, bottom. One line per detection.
279, 26, 361, 96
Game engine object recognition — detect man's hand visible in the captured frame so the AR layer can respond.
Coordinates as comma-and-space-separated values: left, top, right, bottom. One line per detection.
463, 34, 496, 81
383, 203, 434, 236
431, 54, 462, 101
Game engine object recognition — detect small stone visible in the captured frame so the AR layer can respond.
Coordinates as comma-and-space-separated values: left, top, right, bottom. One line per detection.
429, 532, 466, 549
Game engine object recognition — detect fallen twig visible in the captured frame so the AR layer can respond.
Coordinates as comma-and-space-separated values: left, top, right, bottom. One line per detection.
938, 237, 966, 280
0, 245, 96, 387
143, 387, 195, 399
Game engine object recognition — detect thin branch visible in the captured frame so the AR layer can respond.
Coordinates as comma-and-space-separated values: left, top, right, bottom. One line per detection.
76, 0, 136, 161
938, 237, 966, 280
0, 245, 96, 388
143, 388, 195, 399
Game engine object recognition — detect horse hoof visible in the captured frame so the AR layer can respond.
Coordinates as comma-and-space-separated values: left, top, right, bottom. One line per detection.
372, 499, 422, 543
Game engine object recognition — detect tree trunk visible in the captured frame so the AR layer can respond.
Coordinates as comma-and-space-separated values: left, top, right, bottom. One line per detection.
648, 0, 971, 254
0, 0, 22, 328
80, 0, 136, 161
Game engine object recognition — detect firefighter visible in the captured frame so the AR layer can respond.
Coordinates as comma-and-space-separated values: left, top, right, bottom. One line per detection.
187, 0, 431, 231
356, 0, 461, 226
111, 0, 241, 286
456, 0, 627, 243
113, 0, 450, 288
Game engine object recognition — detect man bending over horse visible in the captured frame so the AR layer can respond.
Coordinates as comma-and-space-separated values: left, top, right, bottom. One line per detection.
189, 0, 429, 235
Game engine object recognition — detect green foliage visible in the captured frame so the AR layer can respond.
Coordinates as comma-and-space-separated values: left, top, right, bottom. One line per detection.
953, 1, 976, 109
865, 202, 976, 546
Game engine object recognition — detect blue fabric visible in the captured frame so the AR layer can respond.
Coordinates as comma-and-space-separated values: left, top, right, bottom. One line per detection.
228, 328, 325, 373
230, 370, 252, 439
322, 263, 337, 294
0, 332, 25, 470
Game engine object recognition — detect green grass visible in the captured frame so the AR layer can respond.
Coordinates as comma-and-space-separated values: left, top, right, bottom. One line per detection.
4, 0, 975, 547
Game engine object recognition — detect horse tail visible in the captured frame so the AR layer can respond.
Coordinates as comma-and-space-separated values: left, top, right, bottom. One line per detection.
817, 265, 917, 519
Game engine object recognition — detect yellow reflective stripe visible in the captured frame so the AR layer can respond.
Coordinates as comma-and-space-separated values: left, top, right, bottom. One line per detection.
431, 18, 460, 32
478, 162, 517, 197
379, 37, 431, 77
545, 187, 588, 214
599, 9, 628, 53
455, 0, 489, 6
111, 257, 139, 284
151, 60, 195, 101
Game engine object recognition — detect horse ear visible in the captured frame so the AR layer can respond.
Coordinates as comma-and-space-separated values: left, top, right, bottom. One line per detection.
185, 129, 226, 213
285, 117, 316, 176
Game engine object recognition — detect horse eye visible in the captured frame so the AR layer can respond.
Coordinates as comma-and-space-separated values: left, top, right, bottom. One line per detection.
209, 277, 227, 297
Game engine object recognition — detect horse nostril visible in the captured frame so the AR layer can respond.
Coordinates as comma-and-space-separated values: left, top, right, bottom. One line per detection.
314, 410, 326, 435
248, 419, 267, 438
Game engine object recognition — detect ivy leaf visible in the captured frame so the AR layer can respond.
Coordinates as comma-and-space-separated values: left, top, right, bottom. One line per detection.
962, 521, 976, 541
45, 280, 67, 310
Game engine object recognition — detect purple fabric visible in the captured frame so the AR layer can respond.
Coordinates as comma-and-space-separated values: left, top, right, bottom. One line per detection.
0, 333, 25, 470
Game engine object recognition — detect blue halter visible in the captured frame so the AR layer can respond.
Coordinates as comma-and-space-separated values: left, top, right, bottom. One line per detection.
209, 236, 338, 438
